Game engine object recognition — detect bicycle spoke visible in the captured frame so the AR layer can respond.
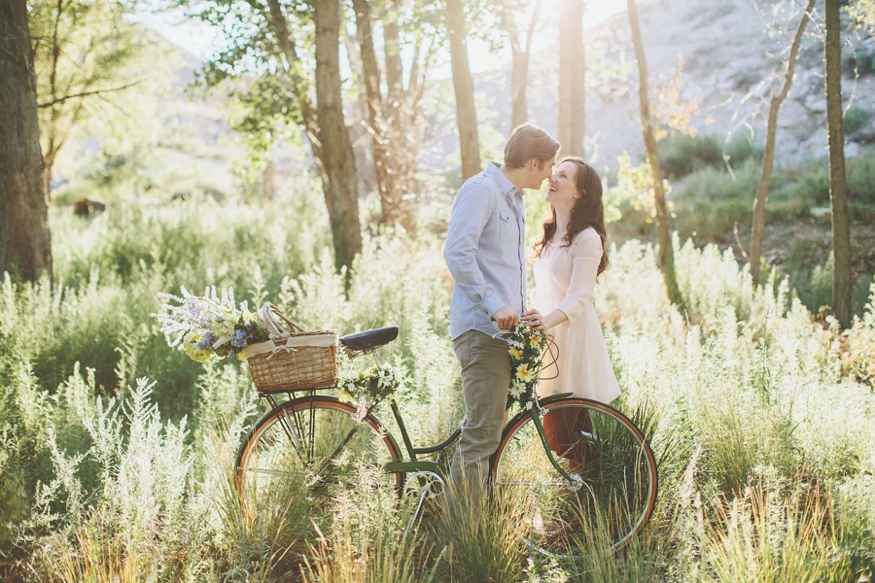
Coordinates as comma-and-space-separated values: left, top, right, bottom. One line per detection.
237, 399, 401, 499
491, 399, 657, 556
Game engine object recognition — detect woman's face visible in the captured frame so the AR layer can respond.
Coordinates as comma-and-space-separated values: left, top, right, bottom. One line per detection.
546, 161, 581, 210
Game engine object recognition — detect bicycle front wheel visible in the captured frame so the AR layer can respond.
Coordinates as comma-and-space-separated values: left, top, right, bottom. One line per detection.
236, 396, 403, 498
491, 398, 657, 555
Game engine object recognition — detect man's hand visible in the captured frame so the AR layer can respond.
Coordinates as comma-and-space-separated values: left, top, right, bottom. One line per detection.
492, 306, 519, 330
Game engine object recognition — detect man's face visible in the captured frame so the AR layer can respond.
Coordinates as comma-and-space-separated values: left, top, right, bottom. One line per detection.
527, 158, 554, 190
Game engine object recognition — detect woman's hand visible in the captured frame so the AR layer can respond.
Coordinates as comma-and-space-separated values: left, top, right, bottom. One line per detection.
522, 309, 568, 331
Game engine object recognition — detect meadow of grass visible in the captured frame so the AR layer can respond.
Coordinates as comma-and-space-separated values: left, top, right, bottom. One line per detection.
1, 183, 874, 581
617, 136, 875, 317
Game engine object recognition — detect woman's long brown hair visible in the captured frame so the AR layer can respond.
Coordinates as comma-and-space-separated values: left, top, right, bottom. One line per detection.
533, 157, 609, 277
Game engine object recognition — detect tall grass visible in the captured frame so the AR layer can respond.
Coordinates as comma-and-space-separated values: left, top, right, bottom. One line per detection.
2, 196, 874, 581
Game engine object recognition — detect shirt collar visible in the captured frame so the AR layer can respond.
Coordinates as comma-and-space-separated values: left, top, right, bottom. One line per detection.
487, 162, 520, 198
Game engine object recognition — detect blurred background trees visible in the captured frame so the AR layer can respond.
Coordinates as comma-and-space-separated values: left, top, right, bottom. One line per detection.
1, 0, 873, 316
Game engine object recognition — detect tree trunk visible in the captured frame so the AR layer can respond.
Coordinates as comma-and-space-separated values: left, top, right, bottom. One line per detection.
351, 0, 394, 216
0, 0, 52, 283
825, 0, 852, 328
509, 0, 541, 131
445, 0, 481, 181
314, 0, 363, 272
268, 0, 361, 271
266, 0, 323, 168
626, 0, 682, 306
749, 0, 814, 287
511, 50, 529, 131
351, 0, 418, 233
558, 0, 585, 157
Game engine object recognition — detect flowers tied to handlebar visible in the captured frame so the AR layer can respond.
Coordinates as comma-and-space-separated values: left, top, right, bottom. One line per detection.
155, 287, 268, 362
339, 365, 403, 421
499, 324, 554, 411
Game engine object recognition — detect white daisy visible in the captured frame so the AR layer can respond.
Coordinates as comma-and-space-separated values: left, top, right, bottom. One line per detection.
509, 381, 524, 399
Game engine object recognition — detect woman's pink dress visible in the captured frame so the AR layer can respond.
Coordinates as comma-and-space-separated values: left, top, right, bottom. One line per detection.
532, 227, 621, 403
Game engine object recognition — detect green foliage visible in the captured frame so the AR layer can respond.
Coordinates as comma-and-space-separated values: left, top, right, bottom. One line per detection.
844, 105, 872, 134
842, 47, 875, 77
657, 133, 760, 180
28, 0, 173, 199
619, 149, 875, 244
3, 198, 875, 581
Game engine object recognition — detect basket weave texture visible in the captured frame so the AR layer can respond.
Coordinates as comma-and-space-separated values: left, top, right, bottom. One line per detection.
247, 305, 338, 393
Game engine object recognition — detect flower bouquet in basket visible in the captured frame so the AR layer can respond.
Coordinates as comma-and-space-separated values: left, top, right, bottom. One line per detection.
155, 287, 268, 362
156, 287, 339, 393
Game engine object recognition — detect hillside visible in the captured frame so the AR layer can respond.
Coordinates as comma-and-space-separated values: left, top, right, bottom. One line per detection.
474, 0, 875, 171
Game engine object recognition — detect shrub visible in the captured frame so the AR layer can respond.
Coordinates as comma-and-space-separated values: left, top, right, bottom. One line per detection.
842, 48, 875, 77
658, 133, 723, 180
657, 133, 761, 181
5, 198, 875, 582
844, 106, 872, 135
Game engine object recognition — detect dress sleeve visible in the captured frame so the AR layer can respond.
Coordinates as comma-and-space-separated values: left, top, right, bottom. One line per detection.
556, 230, 602, 326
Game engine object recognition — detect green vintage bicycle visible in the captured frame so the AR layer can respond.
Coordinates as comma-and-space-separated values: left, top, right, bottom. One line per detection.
235, 326, 658, 554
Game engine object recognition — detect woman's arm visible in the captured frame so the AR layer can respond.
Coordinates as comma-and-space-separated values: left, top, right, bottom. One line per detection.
521, 307, 567, 330
523, 231, 602, 330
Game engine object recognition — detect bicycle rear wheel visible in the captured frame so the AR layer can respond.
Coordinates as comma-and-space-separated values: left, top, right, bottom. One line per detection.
236, 396, 403, 498
491, 398, 657, 555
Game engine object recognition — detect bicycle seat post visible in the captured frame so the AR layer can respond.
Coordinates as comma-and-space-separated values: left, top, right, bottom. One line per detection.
370, 349, 384, 368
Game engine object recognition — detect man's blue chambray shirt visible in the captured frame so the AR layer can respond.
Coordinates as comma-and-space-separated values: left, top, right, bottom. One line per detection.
444, 162, 527, 341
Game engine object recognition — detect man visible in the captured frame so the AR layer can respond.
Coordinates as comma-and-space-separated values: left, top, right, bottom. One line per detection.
443, 123, 560, 503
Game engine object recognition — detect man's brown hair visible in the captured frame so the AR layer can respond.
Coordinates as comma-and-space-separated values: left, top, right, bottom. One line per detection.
504, 123, 560, 169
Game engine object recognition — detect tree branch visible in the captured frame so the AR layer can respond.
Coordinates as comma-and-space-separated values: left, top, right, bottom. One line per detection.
38, 79, 142, 108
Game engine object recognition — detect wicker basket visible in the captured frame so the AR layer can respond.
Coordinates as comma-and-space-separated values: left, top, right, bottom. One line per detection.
246, 305, 338, 393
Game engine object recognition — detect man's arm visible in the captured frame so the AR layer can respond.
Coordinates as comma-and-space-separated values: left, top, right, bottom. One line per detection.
443, 181, 508, 320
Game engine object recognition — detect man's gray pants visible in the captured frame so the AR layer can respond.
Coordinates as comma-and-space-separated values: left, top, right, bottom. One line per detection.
449, 329, 512, 504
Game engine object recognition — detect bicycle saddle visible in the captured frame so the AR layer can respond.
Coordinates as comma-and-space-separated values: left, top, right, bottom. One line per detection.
340, 326, 399, 352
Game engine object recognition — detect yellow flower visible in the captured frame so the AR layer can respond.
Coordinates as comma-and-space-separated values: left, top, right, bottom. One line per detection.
529, 335, 542, 348
508, 347, 523, 360
515, 363, 534, 383
183, 331, 212, 362
237, 349, 247, 361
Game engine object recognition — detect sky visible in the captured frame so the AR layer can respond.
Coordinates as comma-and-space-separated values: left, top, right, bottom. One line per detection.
134, 0, 630, 77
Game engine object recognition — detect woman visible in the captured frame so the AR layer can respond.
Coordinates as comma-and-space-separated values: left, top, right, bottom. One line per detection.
521, 157, 620, 467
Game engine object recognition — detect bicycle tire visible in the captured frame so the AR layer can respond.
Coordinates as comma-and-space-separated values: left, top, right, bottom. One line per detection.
236, 396, 404, 498
491, 398, 658, 555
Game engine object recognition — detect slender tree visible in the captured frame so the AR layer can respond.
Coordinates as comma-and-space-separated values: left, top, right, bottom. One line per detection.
626, 0, 682, 306
558, 0, 585, 157
29, 0, 146, 202
0, 0, 52, 282
194, 0, 363, 272
749, 0, 815, 287
494, 0, 542, 131
445, 0, 481, 180
825, 0, 852, 328
314, 0, 363, 273
351, 0, 432, 233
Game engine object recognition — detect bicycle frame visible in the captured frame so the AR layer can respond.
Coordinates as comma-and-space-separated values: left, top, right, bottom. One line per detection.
358, 348, 578, 486
250, 349, 579, 484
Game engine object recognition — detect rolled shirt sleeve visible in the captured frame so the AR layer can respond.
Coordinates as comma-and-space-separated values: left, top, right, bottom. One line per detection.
557, 232, 602, 326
